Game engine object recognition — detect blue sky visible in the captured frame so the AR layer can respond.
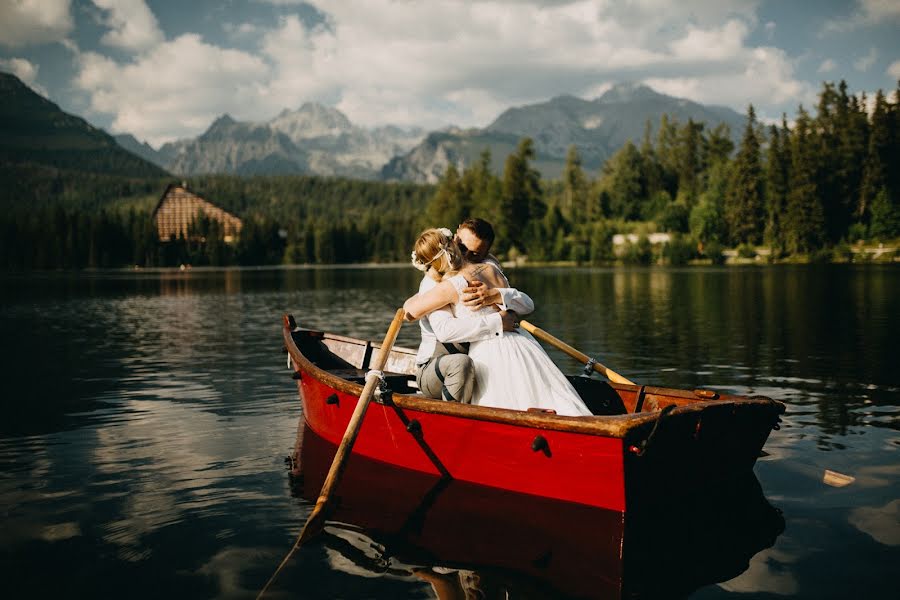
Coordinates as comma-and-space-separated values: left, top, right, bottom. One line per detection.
1, 0, 898, 147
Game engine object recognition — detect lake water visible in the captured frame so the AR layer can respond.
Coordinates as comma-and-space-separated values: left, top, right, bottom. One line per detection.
0, 265, 897, 599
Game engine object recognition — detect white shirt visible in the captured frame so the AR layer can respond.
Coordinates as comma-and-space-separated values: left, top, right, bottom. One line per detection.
414, 273, 535, 366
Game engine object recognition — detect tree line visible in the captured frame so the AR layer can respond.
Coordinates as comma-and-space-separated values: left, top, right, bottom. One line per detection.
1, 79, 897, 270
426, 80, 899, 264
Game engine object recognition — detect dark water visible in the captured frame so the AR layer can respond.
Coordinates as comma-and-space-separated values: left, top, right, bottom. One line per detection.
0, 265, 897, 598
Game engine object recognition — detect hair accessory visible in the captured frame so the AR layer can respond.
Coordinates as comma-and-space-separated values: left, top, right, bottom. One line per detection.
411, 251, 429, 272
411, 227, 454, 272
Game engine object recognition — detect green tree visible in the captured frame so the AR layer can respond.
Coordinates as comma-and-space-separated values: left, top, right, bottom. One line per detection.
705, 123, 734, 166
764, 117, 790, 254
784, 106, 826, 254
674, 118, 705, 206
725, 105, 765, 244
599, 141, 645, 220
499, 138, 544, 253
655, 113, 679, 197
562, 145, 589, 221
859, 90, 895, 224
426, 164, 465, 227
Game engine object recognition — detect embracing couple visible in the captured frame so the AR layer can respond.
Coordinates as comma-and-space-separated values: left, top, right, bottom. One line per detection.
403, 219, 591, 417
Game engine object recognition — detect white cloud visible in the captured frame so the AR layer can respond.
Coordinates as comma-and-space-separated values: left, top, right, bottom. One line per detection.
670, 20, 749, 61
0, 57, 48, 95
822, 0, 900, 33
818, 59, 836, 73
888, 60, 900, 80
0, 0, 73, 47
849, 500, 900, 546
70, 0, 814, 143
645, 45, 813, 120
74, 35, 270, 145
859, 0, 900, 20
91, 0, 164, 53
854, 47, 878, 72
223, 22, 262, 38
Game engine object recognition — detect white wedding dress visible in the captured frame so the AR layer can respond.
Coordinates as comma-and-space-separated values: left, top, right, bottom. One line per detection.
446, 275, 593, 417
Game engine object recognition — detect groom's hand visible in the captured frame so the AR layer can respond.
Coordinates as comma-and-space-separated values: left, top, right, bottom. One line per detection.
462, 280, 500, 310
499, 310, 520, 331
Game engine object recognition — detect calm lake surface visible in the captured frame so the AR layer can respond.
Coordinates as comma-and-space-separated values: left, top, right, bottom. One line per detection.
1, 265, 897, 599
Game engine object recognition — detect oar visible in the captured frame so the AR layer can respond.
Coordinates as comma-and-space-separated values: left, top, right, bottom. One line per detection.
518, 319, 636, 385
257, 308, 406, 599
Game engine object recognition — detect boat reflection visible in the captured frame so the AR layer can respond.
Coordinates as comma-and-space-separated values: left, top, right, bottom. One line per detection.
291, 423, 784, 599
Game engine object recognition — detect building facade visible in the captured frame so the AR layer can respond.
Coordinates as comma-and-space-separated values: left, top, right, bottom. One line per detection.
152, 184, 242, 242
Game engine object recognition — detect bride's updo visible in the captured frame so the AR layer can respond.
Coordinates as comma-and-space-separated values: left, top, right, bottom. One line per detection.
411, 227, 463, 281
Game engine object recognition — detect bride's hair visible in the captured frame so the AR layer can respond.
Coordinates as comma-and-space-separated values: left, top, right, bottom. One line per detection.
412, 228, 462, 281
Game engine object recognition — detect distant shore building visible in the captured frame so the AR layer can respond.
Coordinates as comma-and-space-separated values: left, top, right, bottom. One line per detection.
612, 233, 671, 246
153, 183, 242, 243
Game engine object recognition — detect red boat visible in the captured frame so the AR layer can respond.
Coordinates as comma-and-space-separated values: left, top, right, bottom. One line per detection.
295, 423, 784, 599
282, 315, 785, 513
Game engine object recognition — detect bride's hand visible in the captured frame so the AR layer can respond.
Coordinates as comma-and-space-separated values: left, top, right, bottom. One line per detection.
461, 280, 501, 310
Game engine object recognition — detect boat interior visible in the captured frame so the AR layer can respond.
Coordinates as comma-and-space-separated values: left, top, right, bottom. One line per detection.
288, 327, 763, 418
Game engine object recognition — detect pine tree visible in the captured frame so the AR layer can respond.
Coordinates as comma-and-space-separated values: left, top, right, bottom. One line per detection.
674, 118, 705, 206
859, 90, 891, 223
655, 113, 679, 197
639, 119, 663, 196
784, 106, 826, 254
834, 82, 868, 235
725, 105, 765, 245
599, 141, 645, 220
462, 149, 501, 224
764, 117, 790, 254
500, 138, 544, 254
426, 164, 465, 228
562, 145, 589, 221
705, 123, 734, 166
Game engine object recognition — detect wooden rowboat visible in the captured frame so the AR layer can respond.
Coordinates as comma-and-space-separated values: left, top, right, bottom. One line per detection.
296, 423, 784, 599
282, 314, 785, 513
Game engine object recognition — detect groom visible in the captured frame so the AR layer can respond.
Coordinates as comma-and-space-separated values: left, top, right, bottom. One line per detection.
414, 218, 534, 404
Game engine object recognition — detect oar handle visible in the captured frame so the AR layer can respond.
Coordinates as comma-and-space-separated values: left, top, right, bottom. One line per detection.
518, 320, 636, 386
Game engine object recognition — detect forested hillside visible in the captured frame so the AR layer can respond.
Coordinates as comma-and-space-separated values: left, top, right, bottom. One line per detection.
1, 80, 897, 270
0, 73, 168, 178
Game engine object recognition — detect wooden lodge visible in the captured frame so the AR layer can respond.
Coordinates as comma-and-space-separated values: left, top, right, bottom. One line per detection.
152, 183, 243, 243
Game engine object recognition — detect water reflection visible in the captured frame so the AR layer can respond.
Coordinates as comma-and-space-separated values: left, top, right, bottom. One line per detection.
291, 424, 784, 599
0, 266, 897, 599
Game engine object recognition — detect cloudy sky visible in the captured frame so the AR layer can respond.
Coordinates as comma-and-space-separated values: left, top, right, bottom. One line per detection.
1, 0, 898, 146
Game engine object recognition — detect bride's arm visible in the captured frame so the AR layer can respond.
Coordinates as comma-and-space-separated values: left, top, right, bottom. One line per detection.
403, 279, 458, 321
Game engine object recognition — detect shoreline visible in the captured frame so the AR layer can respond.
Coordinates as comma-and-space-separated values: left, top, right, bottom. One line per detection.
0, 255, 897, 276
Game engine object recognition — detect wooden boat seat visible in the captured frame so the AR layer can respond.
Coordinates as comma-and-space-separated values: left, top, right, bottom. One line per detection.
328, 368, 419, 395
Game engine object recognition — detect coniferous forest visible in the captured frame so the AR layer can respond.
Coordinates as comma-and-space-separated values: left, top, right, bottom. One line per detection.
1, 81, 897, 270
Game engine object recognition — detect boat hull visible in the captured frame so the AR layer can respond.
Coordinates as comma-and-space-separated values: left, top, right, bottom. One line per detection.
300, 374, 627, 511
284, 320, 784, 513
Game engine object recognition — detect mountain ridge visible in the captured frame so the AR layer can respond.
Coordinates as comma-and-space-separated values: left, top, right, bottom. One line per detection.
2, 71, 749, 184
0, 71, 168, 178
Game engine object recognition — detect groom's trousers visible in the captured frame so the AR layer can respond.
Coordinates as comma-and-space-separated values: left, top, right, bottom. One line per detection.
416, 354, 475, 404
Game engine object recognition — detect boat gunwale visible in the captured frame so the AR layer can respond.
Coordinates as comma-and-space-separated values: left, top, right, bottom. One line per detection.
283, 321, 784, 439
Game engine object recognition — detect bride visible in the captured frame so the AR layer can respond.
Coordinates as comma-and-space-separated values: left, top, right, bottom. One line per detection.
403, 228, 592, 417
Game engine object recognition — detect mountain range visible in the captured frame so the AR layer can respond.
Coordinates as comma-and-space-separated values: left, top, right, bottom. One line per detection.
383, 84, 745, 182
120, 104, 426, 179
2, 71, 747, 183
